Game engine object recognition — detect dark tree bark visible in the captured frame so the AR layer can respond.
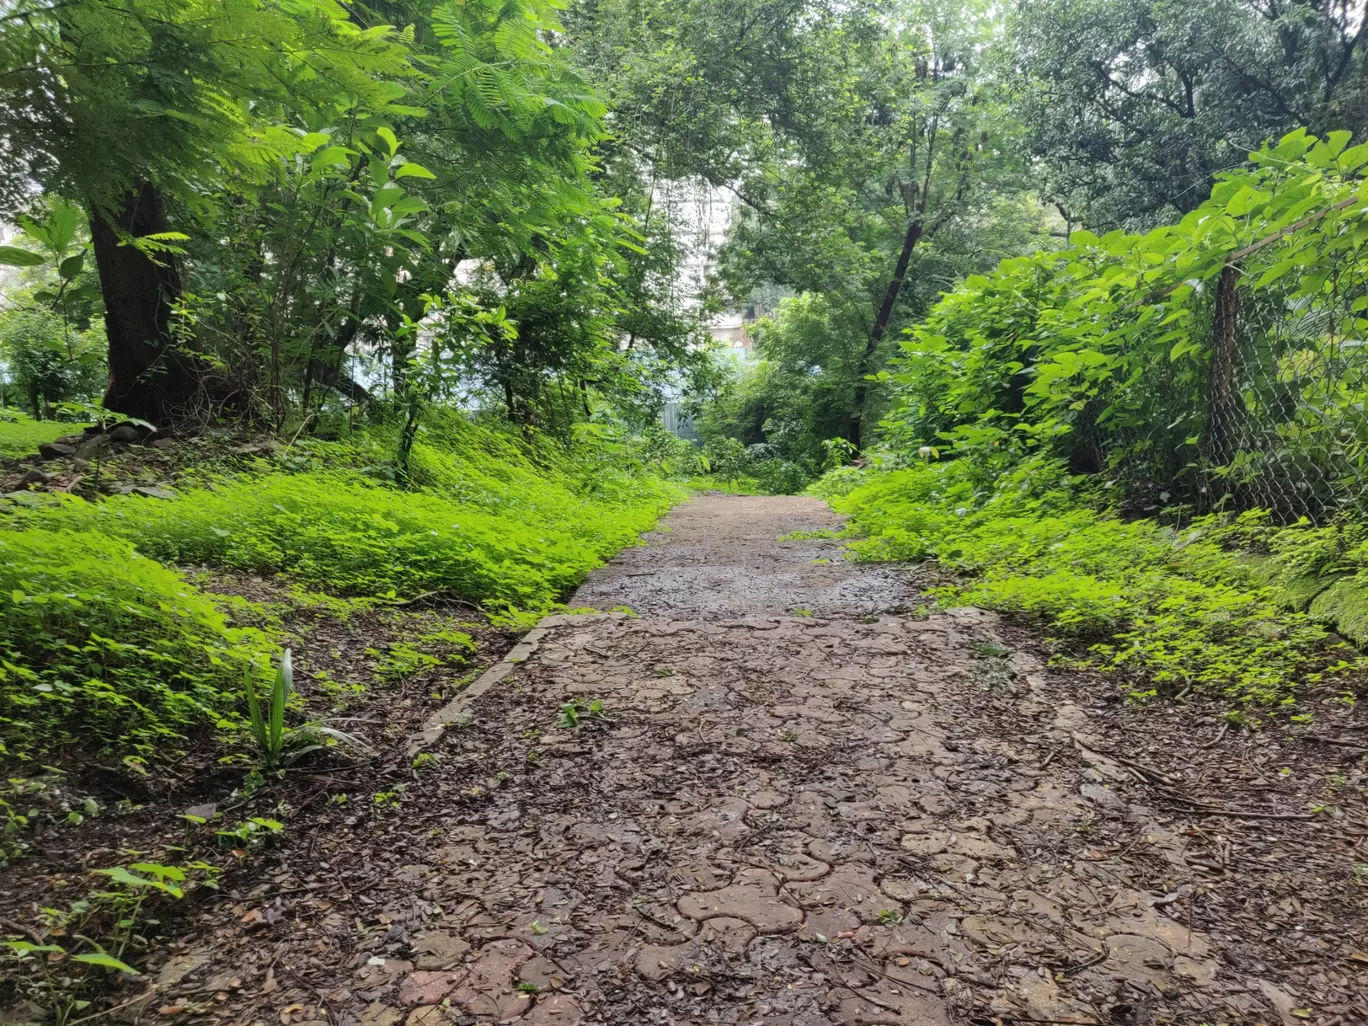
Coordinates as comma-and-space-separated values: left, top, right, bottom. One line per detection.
91, 183, 201, 424
847, 217, 925, 449
301, 316, 364, 413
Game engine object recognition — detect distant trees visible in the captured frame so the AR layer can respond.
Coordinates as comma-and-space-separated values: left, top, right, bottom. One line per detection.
1007, 0, 1368, 228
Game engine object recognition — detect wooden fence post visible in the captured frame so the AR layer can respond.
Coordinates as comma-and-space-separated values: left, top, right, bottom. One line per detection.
1205, 263, 1241, 464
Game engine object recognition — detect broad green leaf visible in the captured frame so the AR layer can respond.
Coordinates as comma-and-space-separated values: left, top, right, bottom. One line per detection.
1339, 142, 1368, 172
1326, 130, 1353, 156
71, 953, 140, 974
311, 146, 352, 170
1225, 186, 1266, 216
130, 862, 186, 882
95, 866, 183, 897
389, 196, 428, 218
58, 254, 84, 280
370, 156, 391, 189
394, 163, 436, 180
4, 941, 65, 955
0, 246, 45, 267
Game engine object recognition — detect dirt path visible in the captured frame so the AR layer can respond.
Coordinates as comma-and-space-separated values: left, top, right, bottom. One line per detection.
148, 495, 1365, 1026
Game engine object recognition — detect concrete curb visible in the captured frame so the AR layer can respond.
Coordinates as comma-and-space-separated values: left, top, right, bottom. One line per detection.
404, 612, 621, 758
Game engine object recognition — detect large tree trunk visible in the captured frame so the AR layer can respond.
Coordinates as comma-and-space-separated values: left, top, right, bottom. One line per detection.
848, 217, 924, 449
91, 183, 201, 425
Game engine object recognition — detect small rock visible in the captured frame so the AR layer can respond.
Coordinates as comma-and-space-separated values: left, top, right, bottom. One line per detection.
17, 469, 48, 487
150, 437, 176, 450
108, 424, 141, 443
72, 458, 90, 471
37, 442, 76, 460
412, 932, 470, 970
75, 434, 110, 460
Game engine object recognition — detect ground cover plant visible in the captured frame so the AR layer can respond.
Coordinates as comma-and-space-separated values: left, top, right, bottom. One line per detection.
0, 418, 683, 766
802, 130, 1368, 714
0, 411, 74, 459
817, 448, 1366, 715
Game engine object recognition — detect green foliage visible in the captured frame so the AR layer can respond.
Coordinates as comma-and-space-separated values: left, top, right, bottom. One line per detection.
818, 455, 1363, 707
216, 816, 284, 848
1007, 0, 1368, 229
0, 303, 105, 419
697, 435, 812, 495
4, 859, 216, 1026
242, 651, 360, 772
19, 462, 677, 607
375, 629, 476, 683
0, 530, 269, 762
1, 420, 680, 764
0, 410, 75, 458
883, 131, 1368, 519
555, 697, 604, 728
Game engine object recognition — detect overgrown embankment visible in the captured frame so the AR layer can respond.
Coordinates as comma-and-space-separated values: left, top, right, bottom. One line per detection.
0, 416, 686, 764
816, 455, 1367, 715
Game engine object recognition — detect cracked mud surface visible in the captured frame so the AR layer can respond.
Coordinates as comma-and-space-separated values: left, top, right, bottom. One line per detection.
149, 496, 1366, 1026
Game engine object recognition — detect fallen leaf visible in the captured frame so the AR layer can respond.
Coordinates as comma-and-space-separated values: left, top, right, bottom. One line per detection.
159, 1005, 184, 1016
1349, 951, 1368, 965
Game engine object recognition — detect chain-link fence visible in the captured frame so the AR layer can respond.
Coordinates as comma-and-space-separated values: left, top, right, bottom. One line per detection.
1090, 216, 1368, 524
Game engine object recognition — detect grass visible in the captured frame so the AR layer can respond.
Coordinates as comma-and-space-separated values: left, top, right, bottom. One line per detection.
0, 529, 270, 761
0, 411, 72, 459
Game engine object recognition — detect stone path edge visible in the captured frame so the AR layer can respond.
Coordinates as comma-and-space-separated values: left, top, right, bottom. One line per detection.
404, 612, 625, 758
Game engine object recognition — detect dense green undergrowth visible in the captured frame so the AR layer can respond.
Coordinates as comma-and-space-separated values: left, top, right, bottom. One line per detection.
816, 455, 1367, 714
0, 411, 73, 458
1, 417, 686, 762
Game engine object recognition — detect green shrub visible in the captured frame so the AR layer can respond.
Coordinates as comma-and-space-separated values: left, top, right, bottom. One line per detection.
818, 456, 1362, 707
0, 419, 683, 764
0, 530, 269, 761
19, 466, 678, 606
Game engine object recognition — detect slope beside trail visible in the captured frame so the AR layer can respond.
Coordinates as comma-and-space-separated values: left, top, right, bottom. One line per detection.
158, 494, 1361, 1026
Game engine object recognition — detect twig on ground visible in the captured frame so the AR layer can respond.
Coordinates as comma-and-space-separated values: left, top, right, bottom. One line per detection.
384, 590, 483, 611
1056, 943, 1109, 976
0, 916, 45, 945
1109, 752, 1177, 784
1304, 736, 1368, 754
1166, 805, 1319, 821
1201, 722, 1229, 749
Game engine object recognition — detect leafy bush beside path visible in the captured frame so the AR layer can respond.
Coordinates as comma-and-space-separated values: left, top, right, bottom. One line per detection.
0, 422, 685, 761
816, 456, 1365, 711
